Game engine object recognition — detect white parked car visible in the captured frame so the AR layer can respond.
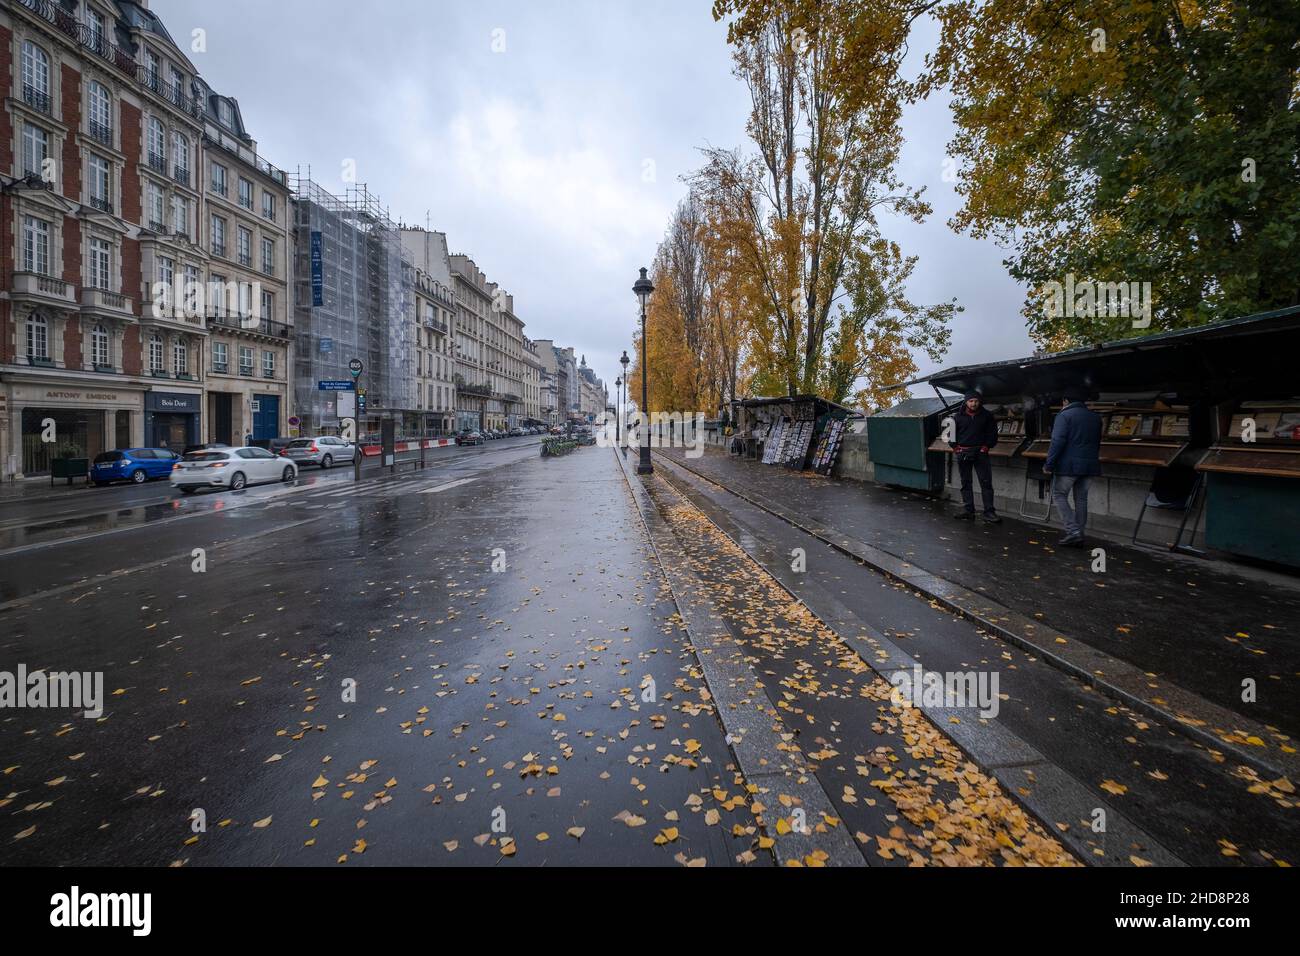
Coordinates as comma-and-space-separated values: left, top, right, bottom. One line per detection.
171, 447, 297, 494
280, 435, 357, 468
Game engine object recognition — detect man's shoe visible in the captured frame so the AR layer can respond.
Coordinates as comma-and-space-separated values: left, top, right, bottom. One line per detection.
981, 511, 1002, 524
953, 510, 976, 520
1060, 533, 1084, 547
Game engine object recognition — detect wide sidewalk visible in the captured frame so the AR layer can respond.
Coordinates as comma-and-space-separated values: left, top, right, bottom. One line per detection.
654, 445, 1300, 765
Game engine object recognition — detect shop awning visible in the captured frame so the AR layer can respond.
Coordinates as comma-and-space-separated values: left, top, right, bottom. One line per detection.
906, 305, 1300, 403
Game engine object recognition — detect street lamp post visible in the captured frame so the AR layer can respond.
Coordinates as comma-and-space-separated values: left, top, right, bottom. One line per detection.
618, 349, 630, 454
614, 376, 622, 445
632, 268, 654, 475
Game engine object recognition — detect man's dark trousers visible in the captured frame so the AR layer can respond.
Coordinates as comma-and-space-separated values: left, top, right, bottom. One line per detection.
958, 452, 995, 514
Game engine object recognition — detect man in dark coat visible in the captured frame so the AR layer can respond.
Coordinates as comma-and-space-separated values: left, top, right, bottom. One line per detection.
1044, 384, 1103, 546
949, 391, 1001, 523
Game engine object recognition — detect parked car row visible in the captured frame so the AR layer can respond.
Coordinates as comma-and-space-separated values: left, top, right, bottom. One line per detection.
86, 425, 554, 494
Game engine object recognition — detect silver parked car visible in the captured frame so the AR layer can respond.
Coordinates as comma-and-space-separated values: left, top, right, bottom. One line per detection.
280, 435, 357, 468
171, 447, 297, 494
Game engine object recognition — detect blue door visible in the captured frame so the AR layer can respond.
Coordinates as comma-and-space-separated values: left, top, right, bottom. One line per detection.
253, 395, 280, 441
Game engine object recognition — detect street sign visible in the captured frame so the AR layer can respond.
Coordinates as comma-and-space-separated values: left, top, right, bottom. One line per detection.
318, 380, 355, 391
320, 337, 333, 353
348, 358, 363, 378
288, 416, 300, 426
310, 231, 323, 306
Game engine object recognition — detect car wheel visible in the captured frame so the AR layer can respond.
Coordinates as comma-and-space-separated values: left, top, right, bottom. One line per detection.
321, 454, 333, 469
130, 469, 147, 483
281, 466, 295, 483
230, 471, 247, 491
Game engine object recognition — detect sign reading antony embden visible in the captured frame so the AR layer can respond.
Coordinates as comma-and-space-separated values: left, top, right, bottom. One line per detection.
0, 664, 103, 718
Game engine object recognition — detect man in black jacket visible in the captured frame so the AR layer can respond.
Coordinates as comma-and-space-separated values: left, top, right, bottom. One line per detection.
949, 391, 1002, 523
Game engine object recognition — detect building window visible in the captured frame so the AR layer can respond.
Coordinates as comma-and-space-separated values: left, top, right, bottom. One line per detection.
150, 333, 165, 373
158, 256, 174, 311
91, 324, 110, 368
210, 215, 226, 256
147, 118, 166, 168
239, 346, 254, 376
218, 99, 233, 127
237, 227, 251, 266
212, 341, 228, 373
172, 196, 189, 236
238, 178, 253, 209
87, 81, 112, 144
262, 192, 275, 221
239, 282, 253, 318
27, 313, 49, 361
261, 289, 273, 320
21, 123, 49, 179
86, 10, 106, 54
145, 50, 160, 91
22, 216, 49, 275
261, 237, 275, 275
209, 274, 228, 316
172, 131, 189, 182
173, 339, 188, 376
210, 162, 227, 196
20, 41, 50, 112
89, 237, 111, 290
169, 66, 184, 103
147, 182, 165, 230
183, 265, 201, 316
88, 154, 112, 211
263, 350, 275, 378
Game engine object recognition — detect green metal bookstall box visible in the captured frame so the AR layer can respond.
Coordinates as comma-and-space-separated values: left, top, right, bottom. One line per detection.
865, 397, 948, 492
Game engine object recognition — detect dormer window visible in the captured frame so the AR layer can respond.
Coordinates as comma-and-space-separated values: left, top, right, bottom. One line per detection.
218, 99, 233, 127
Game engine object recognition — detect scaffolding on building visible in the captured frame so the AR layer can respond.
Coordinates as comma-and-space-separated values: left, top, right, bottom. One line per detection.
289, 168, 415, 436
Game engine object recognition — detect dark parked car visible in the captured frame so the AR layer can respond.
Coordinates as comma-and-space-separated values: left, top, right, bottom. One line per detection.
91, 448, 181, 485
456, 430, 484, 446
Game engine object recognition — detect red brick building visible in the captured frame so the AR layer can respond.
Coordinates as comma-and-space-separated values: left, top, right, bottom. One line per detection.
1, 0, 289, 478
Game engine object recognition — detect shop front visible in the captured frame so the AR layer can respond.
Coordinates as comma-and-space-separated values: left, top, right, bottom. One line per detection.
2, 379, 144, 479
145, 390, 201, 453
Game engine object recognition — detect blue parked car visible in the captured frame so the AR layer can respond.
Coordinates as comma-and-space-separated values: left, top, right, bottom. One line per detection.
91, 448, 182, 486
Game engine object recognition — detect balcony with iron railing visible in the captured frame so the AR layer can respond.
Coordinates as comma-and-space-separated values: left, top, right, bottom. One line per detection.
201, 132, 288, 187
78, 24, 135, 75
173, 165, 190, 186
22, 84, 51, 115
87, 120, 113, 147
207, 313, 291, 339
237, 252, 251, 267
17, 0, 79, 41
146, 152, 166, 174
88, 195, 113, 214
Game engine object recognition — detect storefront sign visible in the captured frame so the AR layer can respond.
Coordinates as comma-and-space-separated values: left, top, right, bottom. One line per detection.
145, 392, 199, 413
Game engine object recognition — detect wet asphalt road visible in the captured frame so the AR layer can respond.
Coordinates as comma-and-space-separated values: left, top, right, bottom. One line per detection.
0, 439, 764, 866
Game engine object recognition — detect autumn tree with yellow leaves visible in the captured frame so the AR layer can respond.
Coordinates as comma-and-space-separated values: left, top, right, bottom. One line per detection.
642, 0, 957, 410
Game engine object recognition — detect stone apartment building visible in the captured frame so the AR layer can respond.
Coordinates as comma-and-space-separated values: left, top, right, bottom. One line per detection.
401, 227, 456, 436
448, 252, 524, 432
0, 0, 289, 477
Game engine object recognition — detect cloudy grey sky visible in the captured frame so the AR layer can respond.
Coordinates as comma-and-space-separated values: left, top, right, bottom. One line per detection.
152, 0, 1033, 395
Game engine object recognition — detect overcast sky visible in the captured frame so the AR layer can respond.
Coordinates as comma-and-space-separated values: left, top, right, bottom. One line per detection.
153, 0, 1033, 396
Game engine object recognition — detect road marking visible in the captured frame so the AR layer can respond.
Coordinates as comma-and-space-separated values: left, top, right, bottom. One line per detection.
420, 477, 477, 494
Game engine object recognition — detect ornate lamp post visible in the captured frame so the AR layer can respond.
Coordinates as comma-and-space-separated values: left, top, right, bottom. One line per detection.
618, 350, 630, 453
632, 268, 654, 474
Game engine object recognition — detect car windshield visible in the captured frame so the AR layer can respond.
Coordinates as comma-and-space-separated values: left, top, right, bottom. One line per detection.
184, 451, 229, 462
289, 439, 314, 448
94, 452, 124, 463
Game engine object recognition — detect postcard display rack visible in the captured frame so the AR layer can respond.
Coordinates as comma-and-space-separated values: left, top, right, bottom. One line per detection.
1195, 399, 1300, 568
812, 419, 846, 475
760, 401, 819, 469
